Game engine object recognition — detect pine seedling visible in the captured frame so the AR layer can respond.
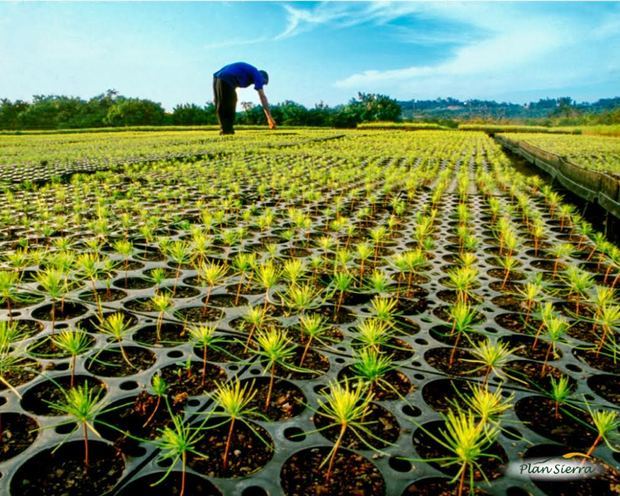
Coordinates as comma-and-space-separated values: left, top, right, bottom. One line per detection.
298, 313, 331, 366
351, 348, 396, 396
548, 375, 572, 419
255, 328, 297, 410
153, 414, 205, 496
208, 379, 261, 471
315, 379, 374, 481
143, 374, 168, 428
355, 318, 392, 354
51, 329, 91, 388
151, 292, 174, 343
413, 410, 500, 496
95, 312, 134, 367
585, 408, 620, 457
331, 271, 353, 314
232, 252, 256, 305
256, 261, 280, 310
0, 270, 23, 320
49, 383, 105, 468
198, 260, 228, 311
465, 339, 516, 385
369, 296, 400, 327
187, 325, 224, 386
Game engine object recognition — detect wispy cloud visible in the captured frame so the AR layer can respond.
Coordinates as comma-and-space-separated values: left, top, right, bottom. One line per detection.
275, 2, 354, 40
332, 2, 620, 100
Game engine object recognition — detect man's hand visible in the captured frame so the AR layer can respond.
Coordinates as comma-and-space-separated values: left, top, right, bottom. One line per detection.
268, 118, 277, 130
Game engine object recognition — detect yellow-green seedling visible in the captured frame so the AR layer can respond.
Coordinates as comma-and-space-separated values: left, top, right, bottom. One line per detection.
298, 313, 331, 366
51, 329, 92, 388
151, 292, 174, 343
255, 328, 297, 410
314, 379, 375, 481
187, 324, 225, 386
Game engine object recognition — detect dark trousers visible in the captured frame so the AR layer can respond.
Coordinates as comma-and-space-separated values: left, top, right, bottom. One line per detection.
213, 77, 237, 134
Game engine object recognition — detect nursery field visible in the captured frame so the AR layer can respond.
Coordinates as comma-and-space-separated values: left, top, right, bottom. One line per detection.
500, 133, 620, 174
0, 129, 619, 496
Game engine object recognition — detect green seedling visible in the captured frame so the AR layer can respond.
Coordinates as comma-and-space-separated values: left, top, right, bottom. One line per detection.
51, 329, 91, 388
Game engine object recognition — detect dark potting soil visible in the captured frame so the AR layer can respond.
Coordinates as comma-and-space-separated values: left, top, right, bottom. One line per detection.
573, 348, 619, 374
207, 293, 249, 307
515, 396, 596, 447
1, 293, 44, 310
433, 305, 485, 325
402, 476, 489, 495
567, 320, 599, 343
424, 347, 482, 376
116, 472, 222, 496
123, 297, 155, 312
174, 305, 226, 324
506, 360, 574, 391
160, 361, 227, 398
0, 413, 38, 462
488, 280, 523, 293
163, 285, 201, 299
0, 359, 41, 391
134, 323, 187, 346
95, 393, 180, 454
225, 282, 264, 296
491, 295, 525, 313
338, 366, 412, 400
315, 304, 357, 324
27, 333, 95, 359
314, 402, 400, 449
188, 420, 274, 478
393, 297, 430, 316
429, 325, 485, 347
280, 447, 385, 496
587, 374, 620, 405
241, 377, 306, 421
21, 375, 106, 416
194, 339, 252, 363
273, 347, 330, 380
78, 311, 138, 334
413, 421, 507, 480
553, 300, 595, 320
85, 346, 156, 377
498, 334, 560, 361
79, 288, 127, 303
435, 289, 483, 305
113, 277, 154, 290
487, 269, 526, 282
8, 318, 44, 338
494, 312, 529, 333
10, 441, 125, 496
392, 316, 421, 336
421, 378, 474, 413
31, 302, 89, 321
290, 325, 344, 346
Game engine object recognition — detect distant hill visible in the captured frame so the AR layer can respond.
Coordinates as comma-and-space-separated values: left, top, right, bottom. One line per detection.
398, 97, 620, 120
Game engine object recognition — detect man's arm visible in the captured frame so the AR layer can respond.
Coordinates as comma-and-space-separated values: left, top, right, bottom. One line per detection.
257, 89, 276, 129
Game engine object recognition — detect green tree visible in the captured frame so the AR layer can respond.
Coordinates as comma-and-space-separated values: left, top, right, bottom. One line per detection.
105, 98, 166, 126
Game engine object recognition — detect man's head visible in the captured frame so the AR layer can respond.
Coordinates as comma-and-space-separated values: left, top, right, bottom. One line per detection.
259, 70, 269, 85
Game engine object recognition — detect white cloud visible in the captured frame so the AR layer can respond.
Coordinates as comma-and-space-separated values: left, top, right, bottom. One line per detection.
332, 2, 620, 100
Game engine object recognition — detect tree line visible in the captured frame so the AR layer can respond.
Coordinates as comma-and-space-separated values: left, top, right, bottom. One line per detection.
0, 91, 402, 130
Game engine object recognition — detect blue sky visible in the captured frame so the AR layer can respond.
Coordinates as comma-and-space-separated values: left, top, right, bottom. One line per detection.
1, 1, 619, 109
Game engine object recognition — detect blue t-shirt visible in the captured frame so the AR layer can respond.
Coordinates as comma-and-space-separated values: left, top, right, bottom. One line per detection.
214, 62, 265, 90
